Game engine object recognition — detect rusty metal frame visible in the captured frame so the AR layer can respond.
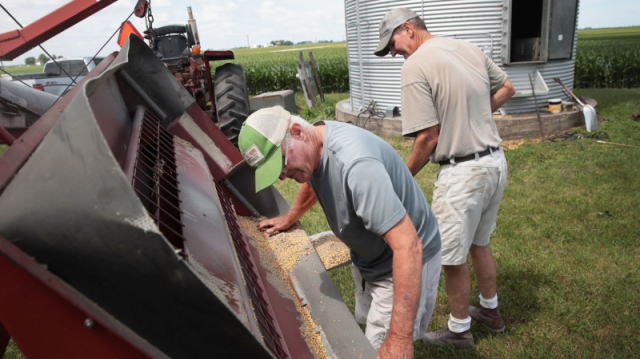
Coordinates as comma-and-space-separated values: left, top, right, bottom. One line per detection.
0, 235, 164, 358
0, 0, 118, 60
0, 52, 117, 193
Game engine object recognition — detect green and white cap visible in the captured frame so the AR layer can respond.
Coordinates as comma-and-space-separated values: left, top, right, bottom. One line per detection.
238, 106, 291, 192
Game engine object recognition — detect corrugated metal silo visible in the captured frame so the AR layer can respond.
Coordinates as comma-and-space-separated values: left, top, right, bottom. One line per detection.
344, 0, 581, 115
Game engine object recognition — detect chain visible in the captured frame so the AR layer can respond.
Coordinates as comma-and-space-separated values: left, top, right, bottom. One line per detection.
145, 0, 155, 48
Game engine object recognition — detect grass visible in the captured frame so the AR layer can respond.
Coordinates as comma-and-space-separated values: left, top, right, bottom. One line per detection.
273, 88, 640, 358
2, 47, 639, 359
1, 342, 20, 359
3, 89, 637, 358
0, 65, 42, 75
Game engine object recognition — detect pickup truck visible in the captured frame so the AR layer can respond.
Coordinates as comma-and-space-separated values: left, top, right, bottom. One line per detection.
11, 57, 103, 96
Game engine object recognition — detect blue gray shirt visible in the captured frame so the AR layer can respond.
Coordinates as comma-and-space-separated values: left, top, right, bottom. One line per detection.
310, 121, 440, 282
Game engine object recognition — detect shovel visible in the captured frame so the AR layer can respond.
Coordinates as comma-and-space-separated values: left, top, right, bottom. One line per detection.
554, 77, 598, 132
528, 73, 545, 138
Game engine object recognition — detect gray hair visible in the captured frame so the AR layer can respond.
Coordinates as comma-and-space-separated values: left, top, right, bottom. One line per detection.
282, 115, 312, 147
408, 16, 428, 31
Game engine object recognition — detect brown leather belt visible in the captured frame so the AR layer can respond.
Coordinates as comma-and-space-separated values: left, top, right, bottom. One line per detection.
438, 146, 500, 166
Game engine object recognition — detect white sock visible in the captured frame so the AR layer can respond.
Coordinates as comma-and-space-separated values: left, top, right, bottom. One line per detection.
479, 293, 498, 309
447, 314, 471, 333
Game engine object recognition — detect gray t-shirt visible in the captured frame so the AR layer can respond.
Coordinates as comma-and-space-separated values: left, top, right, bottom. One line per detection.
310, 121, 440, 282
401, 37, 508, 163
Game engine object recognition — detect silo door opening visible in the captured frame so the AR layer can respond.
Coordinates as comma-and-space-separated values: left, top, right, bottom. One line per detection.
508, 0, 547, 63
505, 0, 579, 65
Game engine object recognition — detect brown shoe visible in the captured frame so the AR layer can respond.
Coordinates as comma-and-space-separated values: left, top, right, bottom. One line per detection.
422, 328, 474, 349
469, 305, 506, 333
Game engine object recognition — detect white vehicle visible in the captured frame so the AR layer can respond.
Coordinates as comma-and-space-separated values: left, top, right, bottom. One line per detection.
11, 57, 103, 96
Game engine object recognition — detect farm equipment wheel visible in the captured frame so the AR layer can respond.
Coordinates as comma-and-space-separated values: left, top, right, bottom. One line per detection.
214, 63, 250, 147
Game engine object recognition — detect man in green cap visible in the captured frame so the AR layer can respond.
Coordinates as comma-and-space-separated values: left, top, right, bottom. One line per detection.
239, 106, 441, 358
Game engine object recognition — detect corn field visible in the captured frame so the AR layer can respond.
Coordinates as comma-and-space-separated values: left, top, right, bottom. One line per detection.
219, 43, 349, 95
219, 27, 640, 95
575, 27, 640, 88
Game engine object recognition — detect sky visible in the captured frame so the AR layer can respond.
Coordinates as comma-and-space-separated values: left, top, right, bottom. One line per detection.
0, 0, 638, 66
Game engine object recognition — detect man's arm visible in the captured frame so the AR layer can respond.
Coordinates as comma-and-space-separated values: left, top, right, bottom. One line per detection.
405, 125, 439, 176
377, 215, 423, 359
490, 79, 516, 112
258, 182, 317, 234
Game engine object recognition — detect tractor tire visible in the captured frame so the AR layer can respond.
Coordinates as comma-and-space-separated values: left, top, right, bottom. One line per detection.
214, 63, 250, 147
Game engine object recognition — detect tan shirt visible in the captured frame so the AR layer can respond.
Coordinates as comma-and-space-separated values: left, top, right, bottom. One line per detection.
401, 37, 507, 162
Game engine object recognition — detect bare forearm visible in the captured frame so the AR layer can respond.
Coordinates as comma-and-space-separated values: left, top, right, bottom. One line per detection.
406, 126, 439, 176
389, 245, 422, 339
384, 216, 423, 340
490, 79, 516, 112
406, 139, 436, 175
288, 182, 317, 221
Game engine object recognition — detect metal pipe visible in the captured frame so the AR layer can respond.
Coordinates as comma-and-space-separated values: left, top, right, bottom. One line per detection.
119, 70, 167, 120
222, 179, 261, 217
187, 7, 200, 47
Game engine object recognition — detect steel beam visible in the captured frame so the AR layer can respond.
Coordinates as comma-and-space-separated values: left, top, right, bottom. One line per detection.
0, 0, 118, 60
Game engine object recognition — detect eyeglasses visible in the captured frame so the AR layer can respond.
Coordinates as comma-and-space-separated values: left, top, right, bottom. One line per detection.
283, 148, 288, 168
281, 144, 288, 172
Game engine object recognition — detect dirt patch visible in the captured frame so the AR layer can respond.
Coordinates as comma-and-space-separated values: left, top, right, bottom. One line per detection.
501, 138, 543, 150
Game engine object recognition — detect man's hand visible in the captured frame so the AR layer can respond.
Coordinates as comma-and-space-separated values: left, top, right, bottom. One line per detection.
258, 214, 296, 235
377, 333, 414, 359
258, 182, 318, 235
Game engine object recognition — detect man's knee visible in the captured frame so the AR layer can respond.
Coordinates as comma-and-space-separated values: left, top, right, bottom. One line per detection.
443, 263, 467, 274
470, 243, 493, 259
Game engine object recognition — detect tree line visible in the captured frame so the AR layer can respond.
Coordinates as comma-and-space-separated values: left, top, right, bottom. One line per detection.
24, 53, 62, 66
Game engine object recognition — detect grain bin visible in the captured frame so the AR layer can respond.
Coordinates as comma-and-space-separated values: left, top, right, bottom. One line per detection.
339, 0, 585, 138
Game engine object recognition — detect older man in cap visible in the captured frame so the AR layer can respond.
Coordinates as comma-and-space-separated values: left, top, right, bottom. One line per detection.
239, 106, 441, 358
374, 8, 516, 349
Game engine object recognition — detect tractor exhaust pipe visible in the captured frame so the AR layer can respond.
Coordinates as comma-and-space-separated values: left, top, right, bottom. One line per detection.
187, 7, 201, 54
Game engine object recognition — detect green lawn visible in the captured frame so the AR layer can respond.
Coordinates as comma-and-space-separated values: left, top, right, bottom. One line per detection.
0, 65, 42, 75
276, 88, 640, 358
2, 86, 638, 357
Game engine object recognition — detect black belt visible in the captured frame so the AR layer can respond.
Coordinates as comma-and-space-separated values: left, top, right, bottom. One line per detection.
438, 146, 499, 166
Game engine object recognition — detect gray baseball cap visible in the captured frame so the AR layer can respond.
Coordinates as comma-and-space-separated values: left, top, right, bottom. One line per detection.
374, 8, 419, 57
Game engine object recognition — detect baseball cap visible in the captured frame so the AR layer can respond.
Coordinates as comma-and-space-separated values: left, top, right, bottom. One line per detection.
238, 106, 291, 192
374, 8, 419, 57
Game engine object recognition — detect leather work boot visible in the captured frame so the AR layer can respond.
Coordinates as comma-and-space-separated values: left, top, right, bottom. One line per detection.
422, 328, 474, 349
469, 305, 506, 333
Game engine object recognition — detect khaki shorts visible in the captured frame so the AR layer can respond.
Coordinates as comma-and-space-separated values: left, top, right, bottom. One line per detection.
351, 252, 441, 349
432, 149, 508, 266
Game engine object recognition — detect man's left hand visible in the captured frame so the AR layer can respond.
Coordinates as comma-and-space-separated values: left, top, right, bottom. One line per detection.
376, 333, 413, 359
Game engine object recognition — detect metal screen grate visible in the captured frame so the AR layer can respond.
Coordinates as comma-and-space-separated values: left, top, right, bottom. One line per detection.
131, 110, 185, 253
128, 106, 289, 357
214, 182, 290, 359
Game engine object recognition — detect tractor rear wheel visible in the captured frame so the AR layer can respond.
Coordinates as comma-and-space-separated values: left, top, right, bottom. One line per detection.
214, 63, 250, 147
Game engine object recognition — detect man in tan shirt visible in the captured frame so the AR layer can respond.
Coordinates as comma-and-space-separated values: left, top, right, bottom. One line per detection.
374, 8, 516, 348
